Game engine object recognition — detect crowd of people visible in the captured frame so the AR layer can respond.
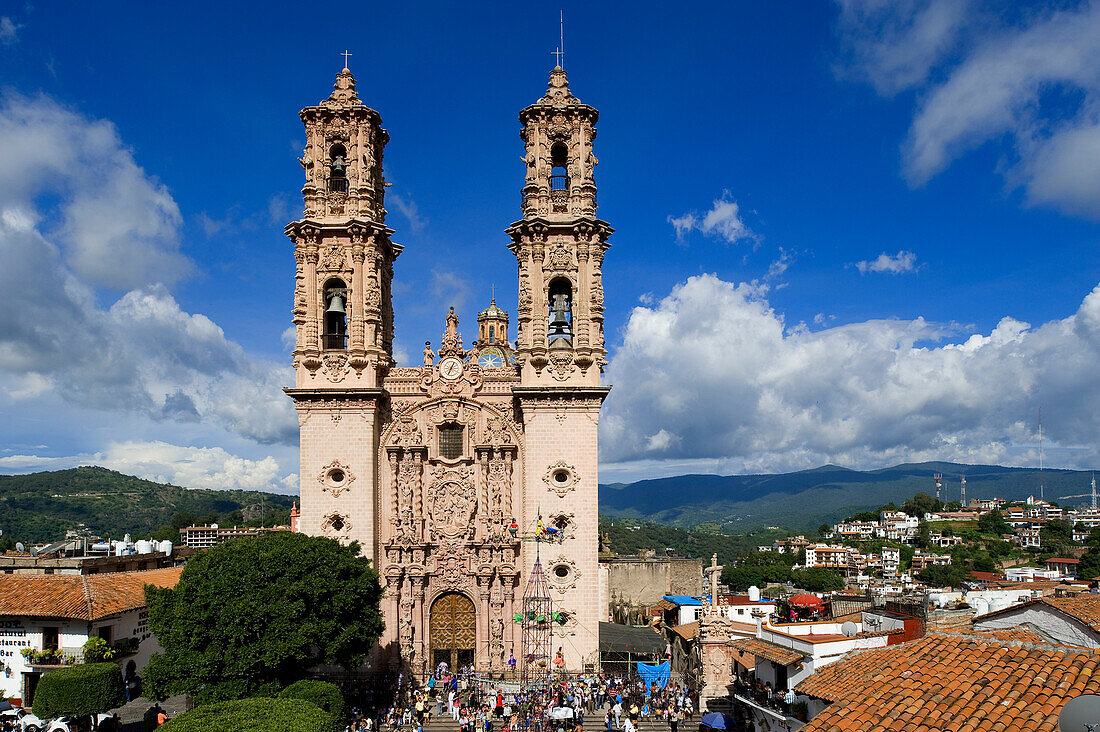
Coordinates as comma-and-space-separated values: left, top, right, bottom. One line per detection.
342, 665, 701, 732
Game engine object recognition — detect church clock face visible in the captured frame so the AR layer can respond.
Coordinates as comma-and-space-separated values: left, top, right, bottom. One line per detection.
439, 357, 463, 380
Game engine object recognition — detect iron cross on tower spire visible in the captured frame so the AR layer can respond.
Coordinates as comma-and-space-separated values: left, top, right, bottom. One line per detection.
341, 50, 352, 70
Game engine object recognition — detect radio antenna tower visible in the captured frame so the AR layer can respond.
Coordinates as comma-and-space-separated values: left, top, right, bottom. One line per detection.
960, 475, 966, 507
1092, 474, 1097, 511
934, 473, 943, 501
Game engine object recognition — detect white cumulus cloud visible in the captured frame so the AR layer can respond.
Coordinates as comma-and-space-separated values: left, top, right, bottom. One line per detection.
835, 1, 1100, 219
0, 441, 298, 493
601, 273, 1100, 475
854, 250, 918, 274
0, 92, 297, 448
668, 192, 755, 246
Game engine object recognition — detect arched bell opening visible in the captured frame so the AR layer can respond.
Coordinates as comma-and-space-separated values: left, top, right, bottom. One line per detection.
323, 278, 348, 350
547, 277, 573, 348
549, 142, 569, 191
328, 143, 348, 193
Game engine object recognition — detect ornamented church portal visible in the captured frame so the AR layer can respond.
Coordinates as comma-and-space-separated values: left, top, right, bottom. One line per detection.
430, 593, 476, 669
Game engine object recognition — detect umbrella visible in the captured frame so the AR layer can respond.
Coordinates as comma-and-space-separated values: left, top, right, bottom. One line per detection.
788, 594, 823, 608
700, 712, 726, 729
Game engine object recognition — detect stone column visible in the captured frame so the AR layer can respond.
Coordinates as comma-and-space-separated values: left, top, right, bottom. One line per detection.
304, 244, 320, 350
350, 244, 366, 351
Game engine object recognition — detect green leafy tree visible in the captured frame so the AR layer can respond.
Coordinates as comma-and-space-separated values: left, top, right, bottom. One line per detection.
790, 567, 845, 592
971, 552, 995, 573
903, 492, 942, 518
1077, 527, 1100, 581
1040, 518, 1074, 553
144, 532, 383, 701
158, 697, 340, 732
30, 662, 123, 718
977, 510, 1010, 537
915, 520, 931, 548
817, 524, 831, 538
916, 563, 968, 588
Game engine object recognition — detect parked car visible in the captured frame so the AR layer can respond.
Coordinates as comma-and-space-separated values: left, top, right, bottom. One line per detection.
4, 710, 117, 732
41, 714, 119, 732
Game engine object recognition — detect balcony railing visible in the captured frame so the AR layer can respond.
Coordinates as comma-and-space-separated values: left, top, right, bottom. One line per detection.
327, 177, 348, 194
550, 174, 568, 191
322, 333, 347, 350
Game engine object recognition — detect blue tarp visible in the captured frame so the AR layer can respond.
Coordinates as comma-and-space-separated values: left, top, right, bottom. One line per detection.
636, 660, 670, 689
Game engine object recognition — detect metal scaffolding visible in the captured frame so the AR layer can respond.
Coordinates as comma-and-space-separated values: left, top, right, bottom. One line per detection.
520, 557, 553, 688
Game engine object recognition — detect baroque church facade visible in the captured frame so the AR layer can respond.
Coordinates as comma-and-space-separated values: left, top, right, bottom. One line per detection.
285, 63, 612, 676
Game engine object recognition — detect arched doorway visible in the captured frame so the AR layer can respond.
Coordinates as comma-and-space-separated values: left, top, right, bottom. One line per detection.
430, 592, 476, 670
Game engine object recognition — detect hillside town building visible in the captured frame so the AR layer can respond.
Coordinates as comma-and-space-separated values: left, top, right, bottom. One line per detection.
287, 64, 609, 676
0, 567, 181, 705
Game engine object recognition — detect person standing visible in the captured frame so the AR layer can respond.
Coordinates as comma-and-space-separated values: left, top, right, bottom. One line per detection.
668, 706, 678, 732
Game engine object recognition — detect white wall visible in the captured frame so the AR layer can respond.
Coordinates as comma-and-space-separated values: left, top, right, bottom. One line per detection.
0, 609, 164, 703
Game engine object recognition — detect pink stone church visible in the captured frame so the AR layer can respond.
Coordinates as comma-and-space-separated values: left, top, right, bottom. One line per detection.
283, 62, 611, 678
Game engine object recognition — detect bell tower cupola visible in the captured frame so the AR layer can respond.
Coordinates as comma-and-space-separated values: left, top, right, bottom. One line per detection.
507, 65, 612, 386
286, 64, 401, 388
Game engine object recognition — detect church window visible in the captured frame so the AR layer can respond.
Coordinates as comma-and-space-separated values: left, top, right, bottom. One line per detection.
328, 144, 348, 193
331, 517, 344, 532
547, 278, 573, 346
439, 424, 463, 460
489, 325, 496, 344
550, 142, 568, 190
554, 565, 570, 579
323, 279, 348, 350
552, 469, 570, 485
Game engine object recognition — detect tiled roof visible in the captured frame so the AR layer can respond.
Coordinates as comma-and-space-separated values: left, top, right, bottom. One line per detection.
0, 567, 182, 621
729, 637, 804, 666
671, 621, 698, 640
797, 633, 1100, 731
1043, 596, 1100, 632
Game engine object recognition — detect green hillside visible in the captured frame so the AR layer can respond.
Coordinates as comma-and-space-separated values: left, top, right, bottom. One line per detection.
0, 467, 296, 543
599, 461, 1096, 534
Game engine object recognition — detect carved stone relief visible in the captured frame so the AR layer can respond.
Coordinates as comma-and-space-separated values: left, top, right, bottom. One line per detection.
543, 461, 579, 497
390, 416, 424, 447
322, 353, 350, 382
547, 350, 576, 381
427, 467, 476, 538
317, 459, 356, 497
547, 554, 580, 591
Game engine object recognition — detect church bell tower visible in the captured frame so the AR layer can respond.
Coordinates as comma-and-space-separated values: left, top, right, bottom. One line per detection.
285, 64, 398, 556
509, 64, 611, 668
507, 65, 612, 386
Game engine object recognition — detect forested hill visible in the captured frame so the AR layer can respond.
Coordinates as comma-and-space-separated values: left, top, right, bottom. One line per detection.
0, 467, 295, 543
599, 461, 1096, 534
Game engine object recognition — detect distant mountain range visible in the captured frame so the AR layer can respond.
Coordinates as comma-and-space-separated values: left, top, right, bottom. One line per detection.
599, 461, 1096, 533
0, 466, 295, 543
2, 461, 1091, 544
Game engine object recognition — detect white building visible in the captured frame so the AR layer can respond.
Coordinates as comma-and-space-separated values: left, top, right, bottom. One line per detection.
882, 548, 900, 579
0, 568, 181, 705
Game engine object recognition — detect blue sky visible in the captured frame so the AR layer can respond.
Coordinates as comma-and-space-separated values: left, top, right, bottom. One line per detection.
2, 1, 1100, 492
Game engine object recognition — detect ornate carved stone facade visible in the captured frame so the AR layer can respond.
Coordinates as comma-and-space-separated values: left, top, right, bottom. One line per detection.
287, 63, 609, 677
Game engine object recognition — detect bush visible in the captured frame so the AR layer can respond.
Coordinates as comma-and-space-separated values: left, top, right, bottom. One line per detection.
83, 637, 117, 662
279, 679, 345, 721
158, 697, 340, 732
31, 662, 124, 718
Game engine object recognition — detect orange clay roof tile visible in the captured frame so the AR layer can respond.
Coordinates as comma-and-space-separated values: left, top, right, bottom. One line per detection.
730, 637, 805, 666
0, 567, 182, 621
796, 633, 1100, 732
